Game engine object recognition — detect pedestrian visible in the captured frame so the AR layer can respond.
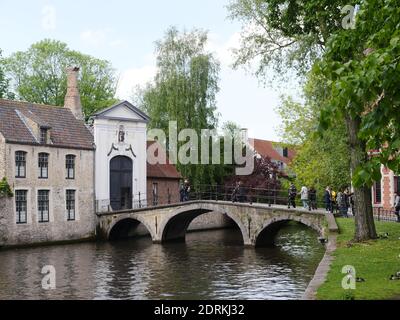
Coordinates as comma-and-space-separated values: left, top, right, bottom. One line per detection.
394, 192, 400, 222
337, 188, 348, 218
183, 179, 191, 202
238, 181, 245, 203
288, 183, 297, 209
324, 186, 331, 212
179, 180, 185, 202
300, 185, 309, 209
349, 191, 355, 216
231, 181, 239, 203
309, 186, 317, 210
331, 189, 337, 214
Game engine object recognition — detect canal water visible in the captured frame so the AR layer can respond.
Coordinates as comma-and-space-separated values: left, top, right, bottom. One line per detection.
0, 223, 325, 300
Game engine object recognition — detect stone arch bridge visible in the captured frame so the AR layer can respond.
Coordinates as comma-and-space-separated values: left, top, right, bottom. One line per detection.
97, 201, 338, 247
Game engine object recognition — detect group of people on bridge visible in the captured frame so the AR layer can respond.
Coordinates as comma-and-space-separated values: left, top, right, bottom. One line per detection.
287, 184, 354, 217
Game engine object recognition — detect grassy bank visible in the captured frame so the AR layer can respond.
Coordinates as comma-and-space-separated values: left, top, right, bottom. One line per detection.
317, 218, 400, 300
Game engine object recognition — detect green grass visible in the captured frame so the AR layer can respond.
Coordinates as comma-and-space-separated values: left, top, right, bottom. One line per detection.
317, 218, 400, 300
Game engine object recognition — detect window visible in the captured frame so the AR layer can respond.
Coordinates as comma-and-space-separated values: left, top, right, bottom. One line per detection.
15, 151, 27, 178
66, 190, 76, 221
38, 153, 49, 178
374, 180, 382, 204
152, 183, 158, 206
66, 155, 76, 179
15, 190, 27, 224
395, 176, 400, 194
40, 128, 48, 144
283, 147, 289, 158
38, 190, 50, 223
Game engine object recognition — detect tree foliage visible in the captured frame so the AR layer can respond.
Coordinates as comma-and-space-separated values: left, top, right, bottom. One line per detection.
227, 0, 355, 80
4, 39, 117, 117
0, 49, 13, 99
0, 177, 13, 198
135, 27, 222, 186
277, 94, 351, 192
229, 0, 380, 240
315, 0, 400, 188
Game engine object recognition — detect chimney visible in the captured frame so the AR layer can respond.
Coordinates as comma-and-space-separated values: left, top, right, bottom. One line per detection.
64, 67, 84, 121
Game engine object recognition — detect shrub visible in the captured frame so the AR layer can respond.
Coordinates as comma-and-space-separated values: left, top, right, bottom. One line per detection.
0, 177, 13, 197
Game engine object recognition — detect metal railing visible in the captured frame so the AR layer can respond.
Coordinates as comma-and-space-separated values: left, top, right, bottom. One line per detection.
373, 207, 400, 222
95, 185, 400, 223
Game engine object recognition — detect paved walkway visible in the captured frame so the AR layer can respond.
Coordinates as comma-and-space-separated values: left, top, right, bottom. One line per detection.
302, 234, 338, 300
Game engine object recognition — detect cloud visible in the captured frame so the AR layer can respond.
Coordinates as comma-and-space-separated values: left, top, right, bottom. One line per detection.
116, 65, 157, 100
80, 28, 125, 48
80, 29, 108, 47
207, 32, 241, 67
41, 5, 56, 31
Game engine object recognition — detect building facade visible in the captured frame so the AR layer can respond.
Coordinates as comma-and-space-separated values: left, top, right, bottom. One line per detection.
92, 101, 149, 213
248, 138, 296, 172
372, 166, 399, 211
0, 69, 96, 247
146, 141, 181, 206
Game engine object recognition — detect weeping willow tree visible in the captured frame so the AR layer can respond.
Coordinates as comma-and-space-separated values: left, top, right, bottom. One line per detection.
135, 27, 225, 186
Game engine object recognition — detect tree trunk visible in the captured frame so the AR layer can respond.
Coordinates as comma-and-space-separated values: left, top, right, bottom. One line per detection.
345, 115, 377, 241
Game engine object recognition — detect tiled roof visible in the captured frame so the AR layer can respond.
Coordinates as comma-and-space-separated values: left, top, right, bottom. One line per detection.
249, 138, 296, 164
147, 141, 182, 179
0, 99, 94, 150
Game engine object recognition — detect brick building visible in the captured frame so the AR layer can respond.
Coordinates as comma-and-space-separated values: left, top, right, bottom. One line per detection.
146, 141, 181, 206
372, 166, 399, 211
248, 138, 296, 172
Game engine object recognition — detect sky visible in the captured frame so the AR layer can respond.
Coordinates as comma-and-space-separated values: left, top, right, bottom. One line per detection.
0, 0, 301, 141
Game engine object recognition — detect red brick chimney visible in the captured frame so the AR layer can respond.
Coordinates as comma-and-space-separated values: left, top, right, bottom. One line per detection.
64, 67, 84, 121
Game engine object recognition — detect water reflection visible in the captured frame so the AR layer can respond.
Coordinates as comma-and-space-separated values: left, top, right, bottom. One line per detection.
0, 223, 324, 300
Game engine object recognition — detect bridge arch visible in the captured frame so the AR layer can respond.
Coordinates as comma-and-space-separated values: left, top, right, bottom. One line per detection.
255, 216, 323, 247
108, 216, 156, 241
159, 205, 250, 245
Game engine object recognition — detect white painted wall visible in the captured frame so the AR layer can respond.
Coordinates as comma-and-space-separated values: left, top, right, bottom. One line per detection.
93, 103, 147, 212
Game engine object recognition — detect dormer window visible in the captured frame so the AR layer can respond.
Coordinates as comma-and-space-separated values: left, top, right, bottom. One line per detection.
283, 147, 288, 158
40, 128, 48, 144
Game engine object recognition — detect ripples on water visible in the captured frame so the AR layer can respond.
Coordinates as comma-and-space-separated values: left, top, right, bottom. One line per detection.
0, 223, 325, 300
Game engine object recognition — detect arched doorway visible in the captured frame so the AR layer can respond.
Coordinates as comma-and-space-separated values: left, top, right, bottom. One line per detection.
110, 156, 133, 210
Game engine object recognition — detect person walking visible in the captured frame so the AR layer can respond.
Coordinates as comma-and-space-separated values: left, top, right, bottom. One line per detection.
288, 183, 297, 209
179, 180, 185, 202
324, 187, 331, 212
337, 188, 348, 218
183, 179, 191, 202
308, 186, 317, 211
300, 185, 309, 209
231, 181, 240, 203
394, 192, 400, 222
330, 189, 337, 214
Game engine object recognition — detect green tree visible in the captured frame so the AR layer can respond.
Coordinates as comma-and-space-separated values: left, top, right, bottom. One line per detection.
315, 0, 400, 240
0, 49, 13, 99
136, 27, 221, 186
227, 0, 353, 81
277, 94, 351, 193
4, 39, 117, 117
228, 0, 378, 241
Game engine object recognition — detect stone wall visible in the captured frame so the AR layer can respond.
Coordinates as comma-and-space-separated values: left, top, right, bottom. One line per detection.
2, 143, 96, 247
0, 134, 5, 178
188, 212, 235, 231
125, 212, 235, 237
